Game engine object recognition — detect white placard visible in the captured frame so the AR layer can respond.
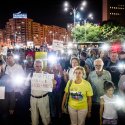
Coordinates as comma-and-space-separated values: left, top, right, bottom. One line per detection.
31, 73, 54, 92
0, 87, 5, 99
52, 40, 64, 51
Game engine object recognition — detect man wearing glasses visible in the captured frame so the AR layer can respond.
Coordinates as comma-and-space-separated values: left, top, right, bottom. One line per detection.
88, 58, 111, 125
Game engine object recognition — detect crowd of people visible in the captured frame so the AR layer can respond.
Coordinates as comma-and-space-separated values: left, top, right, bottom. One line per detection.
0, 43, 125, 125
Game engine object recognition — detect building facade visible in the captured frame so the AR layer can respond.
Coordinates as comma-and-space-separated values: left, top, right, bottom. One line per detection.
4, 13, 69, 46
102, 0, 125, 25
0, 29, 5, 46
5, 18, 33, 46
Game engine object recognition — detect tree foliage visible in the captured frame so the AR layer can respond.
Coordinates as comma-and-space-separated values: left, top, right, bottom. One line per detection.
100, 23, 125, 41
71, 22, 125, 43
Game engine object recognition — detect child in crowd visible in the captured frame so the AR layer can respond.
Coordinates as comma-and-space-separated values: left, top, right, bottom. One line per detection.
100, 81, 118, 125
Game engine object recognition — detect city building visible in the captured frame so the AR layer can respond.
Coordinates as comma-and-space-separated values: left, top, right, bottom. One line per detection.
4, 12, 69, 46
41, 25, 68, 45
0, 29, 5, 46
32, 22, 41, 46
5, 18, 33, 46
102, 0, 125, 25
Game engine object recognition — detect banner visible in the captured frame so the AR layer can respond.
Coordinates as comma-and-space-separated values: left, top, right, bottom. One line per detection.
31, 73, 54, 92
52, 40, 64, 51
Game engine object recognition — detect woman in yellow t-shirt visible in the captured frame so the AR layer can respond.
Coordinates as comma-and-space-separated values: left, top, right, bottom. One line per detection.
62, 66, 93, 125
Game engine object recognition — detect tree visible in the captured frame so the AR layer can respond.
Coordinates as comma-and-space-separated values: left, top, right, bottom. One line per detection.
100, 23, 125, 42
71, 22, 125, 43
71, 23, 101, 43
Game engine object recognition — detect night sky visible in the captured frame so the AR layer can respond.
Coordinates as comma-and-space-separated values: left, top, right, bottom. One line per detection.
0, 0, 102, 28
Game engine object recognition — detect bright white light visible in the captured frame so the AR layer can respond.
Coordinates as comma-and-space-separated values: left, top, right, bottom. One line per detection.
79, 18, 82, 21
88, 13, 93, 19
117, 63, 125, 70
48, 45, 52, 49
12, 75, 25, 86
122, 43, 125, 49
23, 60, 28, 64
82, 1, 87, 7
67, 24, 70, 28
115, 97, 124, 107
87, 47, 91, 51
14, 55, 20, 60
15, 45, 20, 49
61, 49, 64, 54
101, 44, 110, 51
68, 42, 73, 48
74, 44, 77, 48
80, 7, 84, 11
76, 13, 81, 19
48, 55, 57, 65
64, 7, 68, 12
68, 50, 72, 55
64, 1, 69, 7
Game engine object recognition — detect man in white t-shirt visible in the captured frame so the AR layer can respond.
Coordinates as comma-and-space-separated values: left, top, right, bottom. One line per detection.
5, 53, 25, 93
5, 53, 25, 125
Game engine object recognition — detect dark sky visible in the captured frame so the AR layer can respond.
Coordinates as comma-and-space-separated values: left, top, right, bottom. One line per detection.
0, 0, 102, 28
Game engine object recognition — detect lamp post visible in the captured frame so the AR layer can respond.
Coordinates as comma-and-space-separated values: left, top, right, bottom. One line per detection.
73, 8, 76, 26
14, 32, 18, 46
63, 1, 87, 27
77, 13, 93, 42
15, 34, 17, 44
84, 13, 93, 42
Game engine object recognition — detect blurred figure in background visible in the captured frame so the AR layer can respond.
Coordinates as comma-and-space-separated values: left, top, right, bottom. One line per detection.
24, 54, 34, 75
98, 50, 109, 69
5, 53, 25, 125
85, 49, 97, 75
118, 67, 125, 125
79, 51, 87, 68
0, 60, 15, 125
106, 51, 120, 90
63, 57, 80, 82
47, 61, 64, 125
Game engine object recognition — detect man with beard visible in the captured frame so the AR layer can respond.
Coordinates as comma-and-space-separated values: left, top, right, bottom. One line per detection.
88, 58, 111, 125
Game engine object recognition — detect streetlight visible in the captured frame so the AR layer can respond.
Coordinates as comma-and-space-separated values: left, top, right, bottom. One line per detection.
78, 13, 93, 24
14, 31, 18, 46
84, 13, 93, 42
63, 1, 87, 27
77, 13, 93, 42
